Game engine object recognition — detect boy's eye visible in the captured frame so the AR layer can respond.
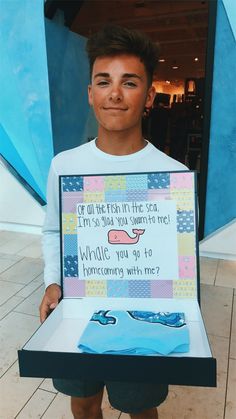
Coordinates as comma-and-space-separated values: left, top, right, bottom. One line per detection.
97, 80, 109, 86
124, 81, 137, 88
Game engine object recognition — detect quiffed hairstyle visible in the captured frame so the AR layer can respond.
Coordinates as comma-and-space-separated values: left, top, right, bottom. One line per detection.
86, 24, 159, 86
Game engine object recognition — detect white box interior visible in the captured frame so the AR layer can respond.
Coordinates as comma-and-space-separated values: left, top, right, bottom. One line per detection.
24, 298, 212, 358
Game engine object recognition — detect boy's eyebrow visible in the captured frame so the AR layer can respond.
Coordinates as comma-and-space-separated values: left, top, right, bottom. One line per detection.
122, 73, 142, 80
93, 72, 142, 80
93, 72, 110, 79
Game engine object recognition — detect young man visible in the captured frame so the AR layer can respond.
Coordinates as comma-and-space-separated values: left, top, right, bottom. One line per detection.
40, 25, 187, 419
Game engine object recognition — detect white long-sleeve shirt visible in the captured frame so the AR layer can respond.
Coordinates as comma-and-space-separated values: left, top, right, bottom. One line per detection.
42, 139, 187, 289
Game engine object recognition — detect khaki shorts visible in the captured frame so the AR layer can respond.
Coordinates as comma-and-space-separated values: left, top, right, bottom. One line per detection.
53, 378, 168, 414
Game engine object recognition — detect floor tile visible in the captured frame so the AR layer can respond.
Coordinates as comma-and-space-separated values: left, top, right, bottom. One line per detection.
215, 260, 236, 289
0, 235, 37, 255
0, 361, 43, 419
42, 392, 73, 419
15, 388, 56, 419
0, 257, 43, 285
32, 256, 44, 265
201, 284, 233, 338
0, 279, 24, 305
41, 390, 121, 419
14, 285, 44, 317
0, 231, 39, 241
225, 358, 236, 419
17, 241, 43, 259
0, 230, 16, 246
16, 274, 44, 299
230, 294, 236, 359
39, 378, 57, 393
0, 311, 40, 376
0, 252, 23, 261
0, 255, 22, 274
199, 256, 218, 285
0, 295, 24, 320
209, 334, 230, 375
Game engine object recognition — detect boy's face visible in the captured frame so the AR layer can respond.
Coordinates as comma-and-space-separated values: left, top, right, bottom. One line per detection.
88, 54, 155, 136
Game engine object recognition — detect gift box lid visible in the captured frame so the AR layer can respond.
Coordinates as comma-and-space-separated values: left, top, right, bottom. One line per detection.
18, 170, 217, 387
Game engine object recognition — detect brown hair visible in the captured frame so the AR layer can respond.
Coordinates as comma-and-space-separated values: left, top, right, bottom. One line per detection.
86, 24, 159, 86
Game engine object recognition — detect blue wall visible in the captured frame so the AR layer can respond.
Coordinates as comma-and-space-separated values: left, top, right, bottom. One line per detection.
44, 19, 97, 155
0, 2, 97, 203
204, 0, 236, 236
0, 0, 53, 202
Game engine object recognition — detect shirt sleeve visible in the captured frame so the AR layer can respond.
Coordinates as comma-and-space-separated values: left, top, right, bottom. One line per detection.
42, 159, 61, 289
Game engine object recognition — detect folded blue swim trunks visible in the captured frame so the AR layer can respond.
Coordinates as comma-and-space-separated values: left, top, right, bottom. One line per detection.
78, 310, 190, 356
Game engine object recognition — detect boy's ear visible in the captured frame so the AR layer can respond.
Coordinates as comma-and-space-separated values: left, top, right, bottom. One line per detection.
88, 85, 93, 106
145, 85, 156, 108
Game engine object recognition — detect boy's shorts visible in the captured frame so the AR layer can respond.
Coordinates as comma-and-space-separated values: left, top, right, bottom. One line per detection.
53, 378, 168, 414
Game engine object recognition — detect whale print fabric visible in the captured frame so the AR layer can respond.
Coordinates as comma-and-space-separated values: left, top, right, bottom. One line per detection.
78, 310, 190, 356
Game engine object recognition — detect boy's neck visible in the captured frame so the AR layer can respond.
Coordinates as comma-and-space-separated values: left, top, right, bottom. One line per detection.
96, 128, 147, 156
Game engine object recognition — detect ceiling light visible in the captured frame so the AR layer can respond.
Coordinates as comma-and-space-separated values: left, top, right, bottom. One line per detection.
194, 57, 199, 62
158, 58, 165, 63
171, 60, 178, 70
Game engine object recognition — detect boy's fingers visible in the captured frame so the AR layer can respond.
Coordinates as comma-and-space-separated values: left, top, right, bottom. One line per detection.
40, 298, 51, 323
39, 285, 61, 323
40, 299, 59, 323
40, 305, 48, 323
49, 302, 57, 309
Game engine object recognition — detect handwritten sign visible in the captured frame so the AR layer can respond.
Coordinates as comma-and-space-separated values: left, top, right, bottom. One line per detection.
76, 200, 178, 280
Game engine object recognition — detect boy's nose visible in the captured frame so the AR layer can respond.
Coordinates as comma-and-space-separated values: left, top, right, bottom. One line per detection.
109, 86, 123, 102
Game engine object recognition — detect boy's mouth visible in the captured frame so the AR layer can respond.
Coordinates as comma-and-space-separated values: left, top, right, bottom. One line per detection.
103, 107, 127, 111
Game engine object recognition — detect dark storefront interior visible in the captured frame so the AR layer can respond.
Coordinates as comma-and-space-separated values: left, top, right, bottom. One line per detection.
45, 0, 209, 171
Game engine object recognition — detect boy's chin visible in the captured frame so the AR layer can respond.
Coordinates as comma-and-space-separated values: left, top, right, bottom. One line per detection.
100, 125, 129, 133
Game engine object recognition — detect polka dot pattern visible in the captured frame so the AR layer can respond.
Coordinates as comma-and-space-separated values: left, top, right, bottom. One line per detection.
177, 210, 195, 233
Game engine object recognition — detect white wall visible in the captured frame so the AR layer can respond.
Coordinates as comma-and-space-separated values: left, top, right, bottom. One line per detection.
0, 163, 45, 234
200, 219, 236, 261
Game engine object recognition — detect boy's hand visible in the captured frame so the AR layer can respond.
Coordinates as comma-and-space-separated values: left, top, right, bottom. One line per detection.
39, 284, 62, 323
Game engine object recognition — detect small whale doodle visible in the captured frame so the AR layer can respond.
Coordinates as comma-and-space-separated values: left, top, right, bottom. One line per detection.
90, 310, 116, 325
127, 311, 186, 328
108, 229, 145, 245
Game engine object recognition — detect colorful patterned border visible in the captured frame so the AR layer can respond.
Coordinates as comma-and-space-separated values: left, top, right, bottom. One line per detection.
60, 171, 198, 299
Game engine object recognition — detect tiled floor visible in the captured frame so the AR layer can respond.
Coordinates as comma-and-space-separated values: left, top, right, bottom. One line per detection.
0, 230, 235, 419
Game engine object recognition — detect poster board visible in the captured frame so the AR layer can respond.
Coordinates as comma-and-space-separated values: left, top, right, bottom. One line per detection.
60, 171, 199, 301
